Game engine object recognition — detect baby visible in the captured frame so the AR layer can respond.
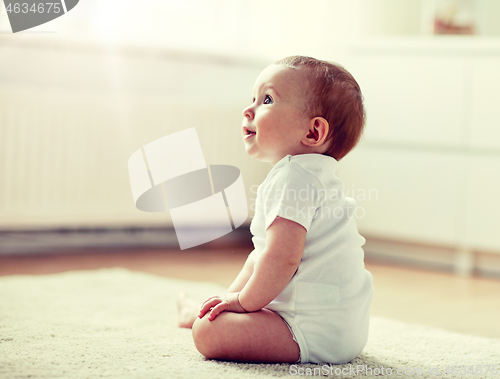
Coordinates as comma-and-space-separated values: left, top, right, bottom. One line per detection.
177, 55, 373, 364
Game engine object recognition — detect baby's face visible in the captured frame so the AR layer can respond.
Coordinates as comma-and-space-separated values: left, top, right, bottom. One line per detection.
241, 64, 311, 165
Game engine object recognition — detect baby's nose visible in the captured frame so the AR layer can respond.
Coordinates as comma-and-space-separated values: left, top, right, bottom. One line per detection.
242, 105, 253, 119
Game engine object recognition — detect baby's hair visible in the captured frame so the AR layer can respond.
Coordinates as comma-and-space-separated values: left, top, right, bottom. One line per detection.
275, 56, 366, 161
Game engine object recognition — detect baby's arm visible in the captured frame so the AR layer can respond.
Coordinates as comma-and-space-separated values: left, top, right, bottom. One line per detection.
239, 217, 305, 311
227, 250, 257, 293
199, 217, 306, 319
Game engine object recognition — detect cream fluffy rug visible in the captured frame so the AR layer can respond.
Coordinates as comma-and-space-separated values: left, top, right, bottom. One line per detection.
1, 268, 499, 379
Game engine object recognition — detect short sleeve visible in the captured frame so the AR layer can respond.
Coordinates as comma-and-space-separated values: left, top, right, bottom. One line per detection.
262, 162, 324, 232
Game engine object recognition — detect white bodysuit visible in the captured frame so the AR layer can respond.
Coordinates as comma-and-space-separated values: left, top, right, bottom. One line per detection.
249, 154, 373, 364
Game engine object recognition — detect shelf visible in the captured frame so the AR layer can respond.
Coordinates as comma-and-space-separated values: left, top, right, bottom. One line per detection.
0, 33, 267, 68
345, 36, 500, 56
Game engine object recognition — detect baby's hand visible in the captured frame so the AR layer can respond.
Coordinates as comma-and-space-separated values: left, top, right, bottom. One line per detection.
198, 292, 247, 321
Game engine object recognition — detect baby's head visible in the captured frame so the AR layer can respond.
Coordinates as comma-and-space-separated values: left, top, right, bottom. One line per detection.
242, 55, 365, 164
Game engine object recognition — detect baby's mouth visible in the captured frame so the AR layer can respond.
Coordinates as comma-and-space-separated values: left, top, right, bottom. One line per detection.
244, 127, 256, 139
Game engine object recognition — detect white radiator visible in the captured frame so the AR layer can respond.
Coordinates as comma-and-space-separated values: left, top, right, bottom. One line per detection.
0, 43, 267, 229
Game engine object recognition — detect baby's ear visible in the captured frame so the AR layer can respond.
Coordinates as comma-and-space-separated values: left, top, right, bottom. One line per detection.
301, 117, 329, 147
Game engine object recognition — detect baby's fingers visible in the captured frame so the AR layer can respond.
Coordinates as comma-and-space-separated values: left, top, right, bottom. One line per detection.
199, 297, 221, 318
208, 302, 228, 321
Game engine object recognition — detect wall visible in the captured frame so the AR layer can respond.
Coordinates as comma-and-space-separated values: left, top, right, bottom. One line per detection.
0, 37, 270, 228
1, 0, 500, 267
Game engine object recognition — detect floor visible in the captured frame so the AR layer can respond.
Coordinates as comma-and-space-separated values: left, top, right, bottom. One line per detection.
1, 248, 500, 339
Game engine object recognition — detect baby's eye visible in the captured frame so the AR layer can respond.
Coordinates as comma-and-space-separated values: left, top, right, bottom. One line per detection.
263, 95, 273, 104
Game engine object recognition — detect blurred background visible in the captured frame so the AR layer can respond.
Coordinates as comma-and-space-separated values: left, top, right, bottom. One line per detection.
1, 0, 500, 335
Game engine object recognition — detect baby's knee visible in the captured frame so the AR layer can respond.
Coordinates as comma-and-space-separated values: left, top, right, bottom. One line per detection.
192, 316, 222, 359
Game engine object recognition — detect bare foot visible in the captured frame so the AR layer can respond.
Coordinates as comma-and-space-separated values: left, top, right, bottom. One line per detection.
177, 291, 200, 329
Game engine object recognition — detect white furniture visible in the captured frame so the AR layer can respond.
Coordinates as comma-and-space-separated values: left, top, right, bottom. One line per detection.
336, 37, 500, 275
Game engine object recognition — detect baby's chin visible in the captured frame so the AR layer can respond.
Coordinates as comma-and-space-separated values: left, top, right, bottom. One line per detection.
244, 147, 271, 164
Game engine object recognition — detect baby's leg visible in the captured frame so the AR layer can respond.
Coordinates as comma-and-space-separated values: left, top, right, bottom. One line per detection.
192, 308, 299, 363
177, 292, 199, 329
